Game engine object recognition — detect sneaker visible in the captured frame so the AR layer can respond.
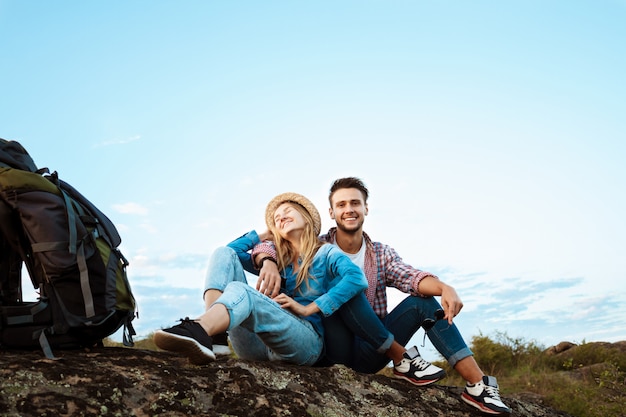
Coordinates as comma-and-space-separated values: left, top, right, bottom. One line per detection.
211, 331, 232, 356
462, 375, 511, 415
153, 317, 216, 365
392, 346, 446, 386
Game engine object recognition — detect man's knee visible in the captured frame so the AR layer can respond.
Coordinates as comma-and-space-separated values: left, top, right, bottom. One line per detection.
398, 295, 442, 311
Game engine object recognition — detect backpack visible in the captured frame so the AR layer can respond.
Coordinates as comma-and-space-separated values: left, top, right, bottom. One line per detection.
0, 139, 136, 358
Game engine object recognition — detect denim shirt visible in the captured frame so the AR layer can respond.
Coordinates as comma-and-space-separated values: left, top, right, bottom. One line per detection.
227, 230, 368, 336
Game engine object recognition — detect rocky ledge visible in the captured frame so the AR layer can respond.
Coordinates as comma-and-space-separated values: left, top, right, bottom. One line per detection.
0, 347, 573, 417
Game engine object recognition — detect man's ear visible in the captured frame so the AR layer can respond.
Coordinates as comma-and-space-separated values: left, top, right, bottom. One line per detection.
329, 207, 335, 220
364, 204, 369, 216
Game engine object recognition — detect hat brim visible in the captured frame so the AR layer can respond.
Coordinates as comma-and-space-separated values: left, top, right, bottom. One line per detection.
265, 192, 321, 236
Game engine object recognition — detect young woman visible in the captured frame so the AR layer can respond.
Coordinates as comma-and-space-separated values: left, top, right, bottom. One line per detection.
153, 192, 368, 366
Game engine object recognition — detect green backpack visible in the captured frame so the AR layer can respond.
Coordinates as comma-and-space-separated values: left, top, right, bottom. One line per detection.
0, 139, 136, 357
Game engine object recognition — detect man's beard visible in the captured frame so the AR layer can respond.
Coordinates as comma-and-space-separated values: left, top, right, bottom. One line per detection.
336, 218, 363, 235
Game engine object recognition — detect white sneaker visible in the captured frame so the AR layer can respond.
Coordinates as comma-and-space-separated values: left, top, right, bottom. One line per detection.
392, 346, 446, 386
462, 375, 511, 415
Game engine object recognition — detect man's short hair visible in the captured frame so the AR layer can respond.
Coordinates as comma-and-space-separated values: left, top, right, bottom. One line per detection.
329, 177, 369, 205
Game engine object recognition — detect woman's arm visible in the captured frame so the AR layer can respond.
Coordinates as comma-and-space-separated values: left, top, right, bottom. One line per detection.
313, 246, 368, 317
226, 230, 262, 274
273, 293, 320, 316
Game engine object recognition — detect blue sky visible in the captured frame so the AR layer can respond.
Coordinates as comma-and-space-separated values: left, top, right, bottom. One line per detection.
1, 1, 624, 361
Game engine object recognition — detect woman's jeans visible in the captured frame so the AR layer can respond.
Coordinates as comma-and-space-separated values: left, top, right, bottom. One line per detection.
323, 294, 474, 373
204, 246, 322, 366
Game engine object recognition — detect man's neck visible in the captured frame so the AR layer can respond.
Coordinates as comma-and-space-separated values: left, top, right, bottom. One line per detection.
335, 228, 364, 254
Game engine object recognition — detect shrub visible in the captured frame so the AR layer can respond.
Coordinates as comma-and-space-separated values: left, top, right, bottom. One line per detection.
470, 331, 546, 377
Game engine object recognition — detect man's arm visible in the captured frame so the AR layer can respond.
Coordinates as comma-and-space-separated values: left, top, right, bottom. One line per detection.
381, 244, 464, 324
251, 232, 282, 297
414, 276, 464, 324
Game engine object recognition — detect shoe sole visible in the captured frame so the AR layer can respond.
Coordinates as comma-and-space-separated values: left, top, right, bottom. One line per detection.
212, 344, 232, 356
154, 330, 216, 365
461, 393, 511, 415
392, 370, 445, 387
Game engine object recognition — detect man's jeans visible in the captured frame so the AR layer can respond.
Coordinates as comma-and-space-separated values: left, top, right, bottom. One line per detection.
323, 294, 473, 373
204, 246, 322, 366
315, 292, 395, 366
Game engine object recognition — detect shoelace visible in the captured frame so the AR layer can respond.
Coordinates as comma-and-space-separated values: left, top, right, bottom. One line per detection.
484, 384, 502, 401
178, 317, 197, 327
410, 356, 432, 371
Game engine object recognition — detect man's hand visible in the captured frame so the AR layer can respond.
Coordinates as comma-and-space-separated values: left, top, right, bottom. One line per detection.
440, 283, 463, 324
256, 258, 282, 297
273, 293, 319, 317
418, 276, 464, 325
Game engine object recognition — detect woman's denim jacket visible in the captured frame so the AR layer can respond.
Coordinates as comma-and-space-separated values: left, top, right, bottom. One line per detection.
227, 230, 368, 336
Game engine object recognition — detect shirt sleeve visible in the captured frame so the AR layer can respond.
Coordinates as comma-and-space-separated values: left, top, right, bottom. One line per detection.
313, 246, 368, 316
250, 241, 277, 269
251, 234, 332, 268
380, 244, 439, 297
226, 230, 261, 274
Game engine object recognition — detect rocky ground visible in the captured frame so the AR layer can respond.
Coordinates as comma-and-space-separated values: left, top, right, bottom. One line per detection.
0, 346, 574, 417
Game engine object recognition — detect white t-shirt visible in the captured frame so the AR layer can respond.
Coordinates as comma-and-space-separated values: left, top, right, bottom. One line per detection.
335, 238, 366, 271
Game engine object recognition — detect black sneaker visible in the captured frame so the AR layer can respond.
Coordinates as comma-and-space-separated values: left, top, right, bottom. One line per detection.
392, 346, 446, 386
462, 375, 511, 415
153, 317, 216, 365
211, 331, 232, 356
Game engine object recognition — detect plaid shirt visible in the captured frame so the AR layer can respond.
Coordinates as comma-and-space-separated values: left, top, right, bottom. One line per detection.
252, 227, 438, 319
321, 228, 437, 318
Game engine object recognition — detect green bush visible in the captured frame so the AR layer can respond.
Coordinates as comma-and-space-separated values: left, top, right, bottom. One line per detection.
469, 331, 547, 377
547, 341, 626, 371
467, 333, 625, 417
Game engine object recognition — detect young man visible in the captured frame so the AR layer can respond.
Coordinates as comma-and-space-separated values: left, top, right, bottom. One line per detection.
252, 177, 511, 415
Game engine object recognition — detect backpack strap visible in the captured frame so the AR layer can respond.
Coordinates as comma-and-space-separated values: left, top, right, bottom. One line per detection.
38, 330, 59, 360
122, 313, 137, 347
61, 186, 97, 318
59, 183, 96, 318
5, 301, 48, 325
77, 242, 95, 317
58, 178, 122, 247
61, 186, 78, 255
28, 177, 97, 319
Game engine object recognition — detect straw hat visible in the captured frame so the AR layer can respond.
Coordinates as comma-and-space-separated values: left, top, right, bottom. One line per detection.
265, 192, 321, 235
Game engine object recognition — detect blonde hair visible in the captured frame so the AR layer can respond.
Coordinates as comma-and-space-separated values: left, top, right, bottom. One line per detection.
270, 202, 325, 293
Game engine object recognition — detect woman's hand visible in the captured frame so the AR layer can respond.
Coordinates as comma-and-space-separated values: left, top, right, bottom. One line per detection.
256, 229, 274, 242
273, 293, 319, 317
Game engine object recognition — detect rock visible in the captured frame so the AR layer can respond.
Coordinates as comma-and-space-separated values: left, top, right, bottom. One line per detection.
0, 347, 574, 417
545, 341, 577, 355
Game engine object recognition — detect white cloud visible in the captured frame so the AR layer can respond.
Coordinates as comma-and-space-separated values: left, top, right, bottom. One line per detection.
93, 135, 141, 148
112, 202, 149, 215
139, 222, 158, 234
